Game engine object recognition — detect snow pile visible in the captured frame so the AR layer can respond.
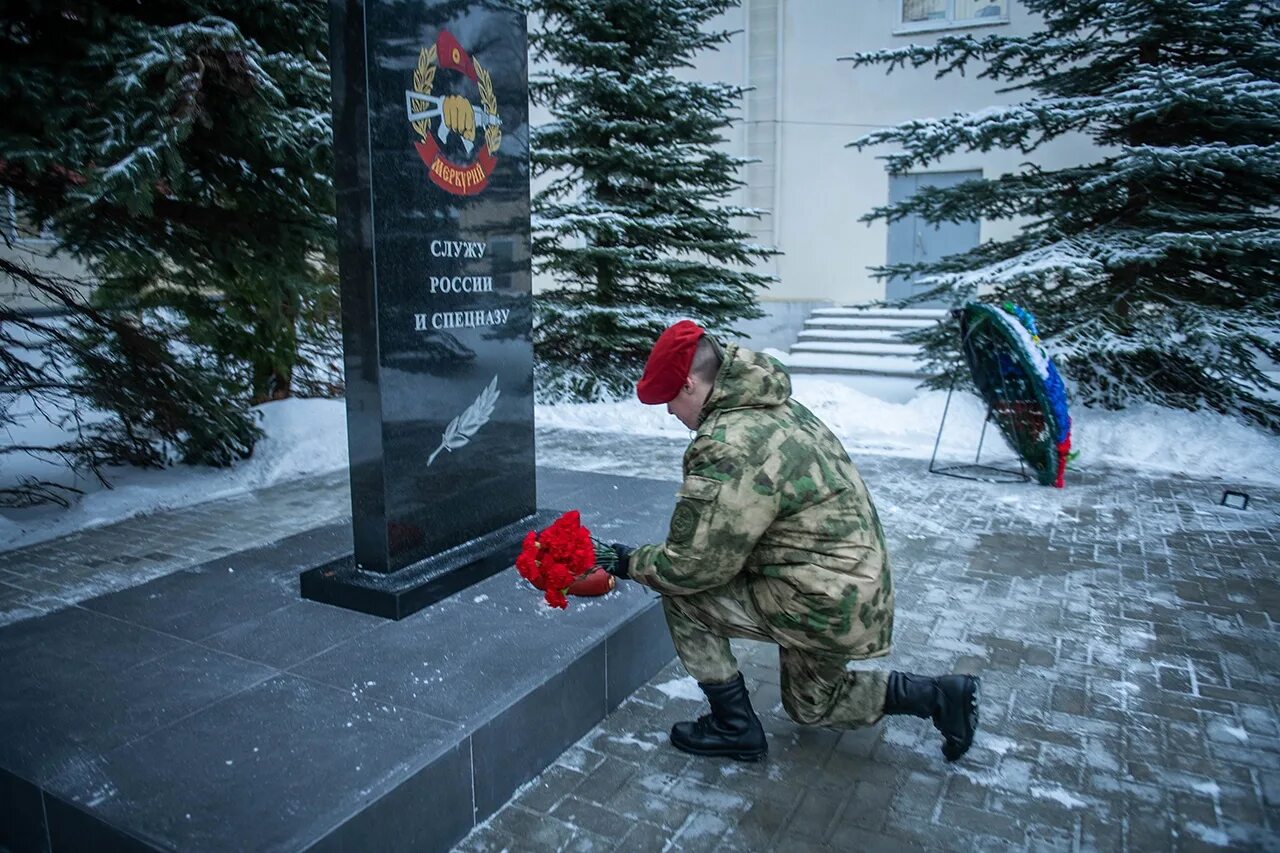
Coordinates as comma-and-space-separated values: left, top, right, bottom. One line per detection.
232, 399, 349, 488
535, 395, 690, 438
790, 378, 988, 458
0, 398, 347, 551
1070, 403, 1279, 482
653, 676, 706, 702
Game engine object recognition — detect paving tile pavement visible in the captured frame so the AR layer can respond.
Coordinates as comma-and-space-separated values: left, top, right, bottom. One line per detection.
0, 469, 352, 626
1, 428, 1277, 851
455, 447, 1280, 852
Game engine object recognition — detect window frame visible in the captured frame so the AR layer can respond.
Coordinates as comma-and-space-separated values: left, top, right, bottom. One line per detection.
4, 189, 56, 244
894, 0, 1010, 35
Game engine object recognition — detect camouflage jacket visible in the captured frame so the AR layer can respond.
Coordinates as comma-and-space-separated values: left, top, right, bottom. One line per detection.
629, 344, 894, 659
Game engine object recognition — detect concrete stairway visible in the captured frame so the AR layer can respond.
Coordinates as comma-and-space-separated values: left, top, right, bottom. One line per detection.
786, 306, 947, 378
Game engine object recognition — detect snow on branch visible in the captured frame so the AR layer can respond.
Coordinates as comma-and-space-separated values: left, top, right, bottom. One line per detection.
851, 65, 1280, 172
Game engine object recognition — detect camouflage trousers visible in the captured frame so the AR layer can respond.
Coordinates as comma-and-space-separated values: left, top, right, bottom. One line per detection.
662, 576, 888, 728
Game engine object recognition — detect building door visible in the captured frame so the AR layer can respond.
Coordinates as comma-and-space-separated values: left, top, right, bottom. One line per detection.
885, 170, 981, 307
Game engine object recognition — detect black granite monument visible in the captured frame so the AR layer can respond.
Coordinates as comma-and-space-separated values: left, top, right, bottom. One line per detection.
302, 0, 551, 618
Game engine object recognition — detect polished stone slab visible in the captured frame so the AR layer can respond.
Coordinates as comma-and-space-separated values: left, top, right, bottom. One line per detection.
43, 675, 468, 853
328, 0, 536, 592
299, 509, 559, 620
0, 468, 680, 853
290, 564, 655, 730
0, 770, 47, 853
83, 524, 352, 642
200, 599, 384, 670
0, 641, 275, 787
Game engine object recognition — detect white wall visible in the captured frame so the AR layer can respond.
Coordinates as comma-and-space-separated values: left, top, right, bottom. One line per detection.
769, 0, 1095, 303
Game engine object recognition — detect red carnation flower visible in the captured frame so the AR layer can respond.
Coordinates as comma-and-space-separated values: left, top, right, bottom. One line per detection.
514, 511, 621, 609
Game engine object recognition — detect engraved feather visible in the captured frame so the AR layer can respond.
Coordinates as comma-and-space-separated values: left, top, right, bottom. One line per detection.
428, 375, 499, 465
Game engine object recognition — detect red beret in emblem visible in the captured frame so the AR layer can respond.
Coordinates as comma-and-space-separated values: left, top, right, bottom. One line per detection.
636, 320, 706, 405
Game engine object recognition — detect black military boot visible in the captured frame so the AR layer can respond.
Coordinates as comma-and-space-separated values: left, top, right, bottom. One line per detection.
884, 672, 980, 762
669, 672, 768, 761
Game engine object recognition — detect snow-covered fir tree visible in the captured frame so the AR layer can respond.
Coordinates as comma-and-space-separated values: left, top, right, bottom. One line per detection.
0, 256, 260, 502
0, 0, 337, 406
844, 0, 1280, 429
529, 0, 776, 401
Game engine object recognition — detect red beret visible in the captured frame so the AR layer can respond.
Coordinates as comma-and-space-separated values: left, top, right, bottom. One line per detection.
636, 320, 706, 404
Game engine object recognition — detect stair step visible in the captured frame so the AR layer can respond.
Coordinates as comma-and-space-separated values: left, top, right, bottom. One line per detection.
784, 352, 932, 378
811, 307, 948, 320
791, 341, 921, 357
796, 329, 914, 344
803, 317, 937, 331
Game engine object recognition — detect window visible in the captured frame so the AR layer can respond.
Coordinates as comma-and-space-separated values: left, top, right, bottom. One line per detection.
4, 190, 54, 243
899, 0, 1008, 32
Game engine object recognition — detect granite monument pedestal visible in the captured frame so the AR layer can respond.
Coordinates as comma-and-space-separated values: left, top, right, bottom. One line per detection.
300, 509, 560, 620
0, 470, 678, 853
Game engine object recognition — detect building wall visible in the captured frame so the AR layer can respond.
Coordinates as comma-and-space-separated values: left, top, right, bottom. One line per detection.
769, 0, 1094, 303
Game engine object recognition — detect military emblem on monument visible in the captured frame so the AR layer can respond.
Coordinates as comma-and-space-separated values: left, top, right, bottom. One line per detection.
405, 30, 503, 196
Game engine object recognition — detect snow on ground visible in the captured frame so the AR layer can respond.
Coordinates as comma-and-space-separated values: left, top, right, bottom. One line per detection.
1, 377, 1277, 552
652, 676, 705, 702
539, 375, 1280, 485
0, 398, 348, 551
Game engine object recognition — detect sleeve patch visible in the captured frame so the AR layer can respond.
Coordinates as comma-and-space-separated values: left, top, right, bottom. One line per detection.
669, 475, 719, 546
669, 500, 700, 544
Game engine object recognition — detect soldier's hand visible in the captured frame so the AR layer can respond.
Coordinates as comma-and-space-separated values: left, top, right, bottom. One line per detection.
606, 543, 633, 580
442, 95, 476, 142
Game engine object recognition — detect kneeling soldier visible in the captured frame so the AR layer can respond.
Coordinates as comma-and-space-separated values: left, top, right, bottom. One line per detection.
605, 320, 979, 762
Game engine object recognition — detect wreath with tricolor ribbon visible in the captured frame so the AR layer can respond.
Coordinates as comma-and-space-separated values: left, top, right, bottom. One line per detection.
958, 302, 1073, 487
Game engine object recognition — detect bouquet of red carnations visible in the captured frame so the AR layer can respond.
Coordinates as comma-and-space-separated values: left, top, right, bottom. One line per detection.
515, 511, 619, 609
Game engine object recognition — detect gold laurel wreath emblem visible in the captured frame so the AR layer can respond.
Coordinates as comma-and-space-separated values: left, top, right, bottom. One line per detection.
473, 59, 502, 154
412, 45, 437, 141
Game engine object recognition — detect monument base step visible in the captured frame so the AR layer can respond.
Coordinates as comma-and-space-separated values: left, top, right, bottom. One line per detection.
0, 469, 678, 853
300, 508, 560, 620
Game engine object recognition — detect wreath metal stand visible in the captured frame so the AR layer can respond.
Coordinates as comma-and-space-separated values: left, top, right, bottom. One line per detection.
927, 380, 1031, 484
